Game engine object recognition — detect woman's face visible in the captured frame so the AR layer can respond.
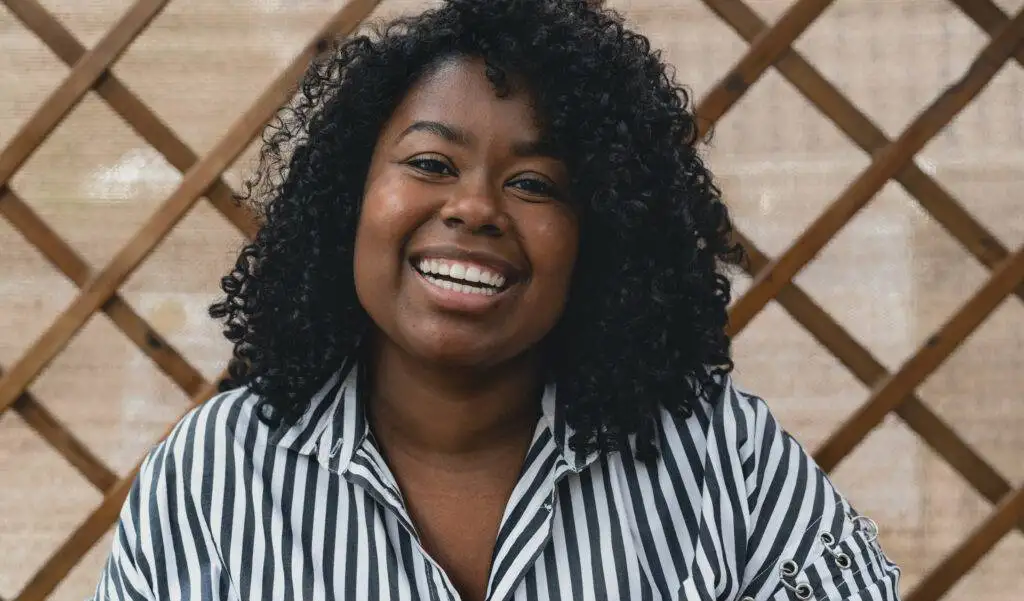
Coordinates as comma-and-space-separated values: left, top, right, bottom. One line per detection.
354, 56, 579, 368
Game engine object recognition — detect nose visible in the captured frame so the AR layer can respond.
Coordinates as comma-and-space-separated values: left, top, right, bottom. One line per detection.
439, 183, 509, 237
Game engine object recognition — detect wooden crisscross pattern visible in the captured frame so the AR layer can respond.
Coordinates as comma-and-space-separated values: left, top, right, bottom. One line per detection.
0, 0, 1021, 599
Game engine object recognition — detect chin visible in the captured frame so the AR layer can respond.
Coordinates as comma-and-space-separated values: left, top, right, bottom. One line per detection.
406, 335, 506, 369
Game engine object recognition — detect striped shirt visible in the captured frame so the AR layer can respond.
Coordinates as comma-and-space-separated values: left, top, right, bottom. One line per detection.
92, 364, 901, 601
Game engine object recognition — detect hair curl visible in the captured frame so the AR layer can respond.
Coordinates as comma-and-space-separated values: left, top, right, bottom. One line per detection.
210, 0, 744, 460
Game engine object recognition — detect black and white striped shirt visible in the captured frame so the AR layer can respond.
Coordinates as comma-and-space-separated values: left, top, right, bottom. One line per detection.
92, 364, 901, 601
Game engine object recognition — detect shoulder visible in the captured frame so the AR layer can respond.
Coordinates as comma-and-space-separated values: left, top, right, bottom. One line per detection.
658, 378, 903, 599
651, 373, 821, 515
162, 386, 263, 455
100, 387, 269, 593
656, 374, 778, 464
134, 386, 267, 495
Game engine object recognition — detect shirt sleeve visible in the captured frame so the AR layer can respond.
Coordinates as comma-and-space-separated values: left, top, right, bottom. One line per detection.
90, 454, 159, 601
733, 385, 902, 601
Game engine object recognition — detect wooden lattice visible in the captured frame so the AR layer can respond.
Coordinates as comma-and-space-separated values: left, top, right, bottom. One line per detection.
0, 0, 1021, 599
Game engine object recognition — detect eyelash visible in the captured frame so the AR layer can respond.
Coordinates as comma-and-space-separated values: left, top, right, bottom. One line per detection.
406, 157, 455, 176
509, 178, 558, 197
404, 158, 561, 200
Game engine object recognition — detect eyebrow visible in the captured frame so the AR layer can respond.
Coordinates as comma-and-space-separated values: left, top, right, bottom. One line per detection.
398, 120, 472, 146
398, 120, 560, 160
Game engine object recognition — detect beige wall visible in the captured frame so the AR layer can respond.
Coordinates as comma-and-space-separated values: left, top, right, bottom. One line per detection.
1, 0, 1022, 599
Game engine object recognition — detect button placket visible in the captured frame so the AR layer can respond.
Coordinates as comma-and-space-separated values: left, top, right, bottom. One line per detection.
485, 448, 573, 601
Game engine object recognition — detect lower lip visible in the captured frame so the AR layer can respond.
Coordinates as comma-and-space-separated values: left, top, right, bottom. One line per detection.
411, 265, 510, 313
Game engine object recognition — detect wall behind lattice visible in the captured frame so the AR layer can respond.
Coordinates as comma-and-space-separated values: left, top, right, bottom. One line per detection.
1, 0, 1022, 600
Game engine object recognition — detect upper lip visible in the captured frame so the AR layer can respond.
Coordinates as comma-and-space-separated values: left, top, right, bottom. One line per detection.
409, 247, 526, 282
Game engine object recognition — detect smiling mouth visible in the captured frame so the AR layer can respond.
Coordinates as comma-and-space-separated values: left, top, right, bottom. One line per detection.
411, 257, 512, 296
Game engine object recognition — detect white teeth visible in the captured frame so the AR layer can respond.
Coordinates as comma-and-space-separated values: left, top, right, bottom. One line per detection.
416, 258, 506, 290
424, 275, 497, 296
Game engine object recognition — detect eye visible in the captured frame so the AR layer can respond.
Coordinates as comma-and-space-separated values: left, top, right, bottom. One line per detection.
508, 176, 560, 200
405, 157, 456, 177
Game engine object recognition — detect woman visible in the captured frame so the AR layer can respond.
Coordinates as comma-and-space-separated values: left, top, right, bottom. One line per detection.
92, 1, 901, 600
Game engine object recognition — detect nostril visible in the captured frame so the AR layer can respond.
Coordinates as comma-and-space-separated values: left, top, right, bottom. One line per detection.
443, 216, 503, 237
477, 223, 502, 237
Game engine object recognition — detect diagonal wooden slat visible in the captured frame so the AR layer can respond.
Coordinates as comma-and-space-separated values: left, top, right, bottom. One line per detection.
0, 0, 169, 188
2, 0, 259, 240
0, 186, 205, 488
0, 0, 386, 416
702, 0, 1024, 304
708, 0, 1024, 543
0, 188, 207, 397
885, 400, 1015, 513
952, 0, 1024, 67
0, 0, 1018, 598
734, 232, 1024, 536
907, 485, 1024, 601
4, 367, 118, 492
726, 8, 1024, 335
705, 0, 1024, 534
817, 245, 1024, 470
696, 0, 836, 137
12, 370, 227, 601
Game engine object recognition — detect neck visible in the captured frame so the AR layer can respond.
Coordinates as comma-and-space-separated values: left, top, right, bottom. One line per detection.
366, 337, 543, 462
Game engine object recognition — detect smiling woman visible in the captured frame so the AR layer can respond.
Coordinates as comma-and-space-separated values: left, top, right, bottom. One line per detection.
89, 1, 901, 600
356, 57, 579, 369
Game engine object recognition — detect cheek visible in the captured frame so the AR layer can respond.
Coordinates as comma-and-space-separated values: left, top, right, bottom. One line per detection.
359, 178, 421, 245
525, 209, 579, 294
355, 177, 433, 269
354, 178, 419, 303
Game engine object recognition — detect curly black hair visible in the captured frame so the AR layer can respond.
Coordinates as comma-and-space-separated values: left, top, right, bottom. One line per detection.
210, 0, 744, 460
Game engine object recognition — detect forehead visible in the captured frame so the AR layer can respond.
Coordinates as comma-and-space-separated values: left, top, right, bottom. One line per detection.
386, 56, 544, 140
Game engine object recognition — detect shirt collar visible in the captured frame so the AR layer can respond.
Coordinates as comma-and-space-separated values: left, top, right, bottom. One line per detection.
271, 361, 601, 474
538, 380, 602, 473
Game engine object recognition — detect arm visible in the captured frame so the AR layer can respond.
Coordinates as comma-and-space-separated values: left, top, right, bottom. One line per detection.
734, 388, 902, 601
90, 457, 159, 601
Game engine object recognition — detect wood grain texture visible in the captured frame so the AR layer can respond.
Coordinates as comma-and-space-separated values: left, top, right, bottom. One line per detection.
2, 0, 259, 240
0, 187, 207, 397
6, 373, 118, 492
0, 0, 170, 186
0, 0, 386, 416
695, 0, 835, 135
13, 371, 226, 601
735, 230, 1024, 536
703, 0, 1024, 304
953, 0, 1024, 66
816, 245, 1024, 473
907, 486, 1024, 601
726, 8, 1024, 335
